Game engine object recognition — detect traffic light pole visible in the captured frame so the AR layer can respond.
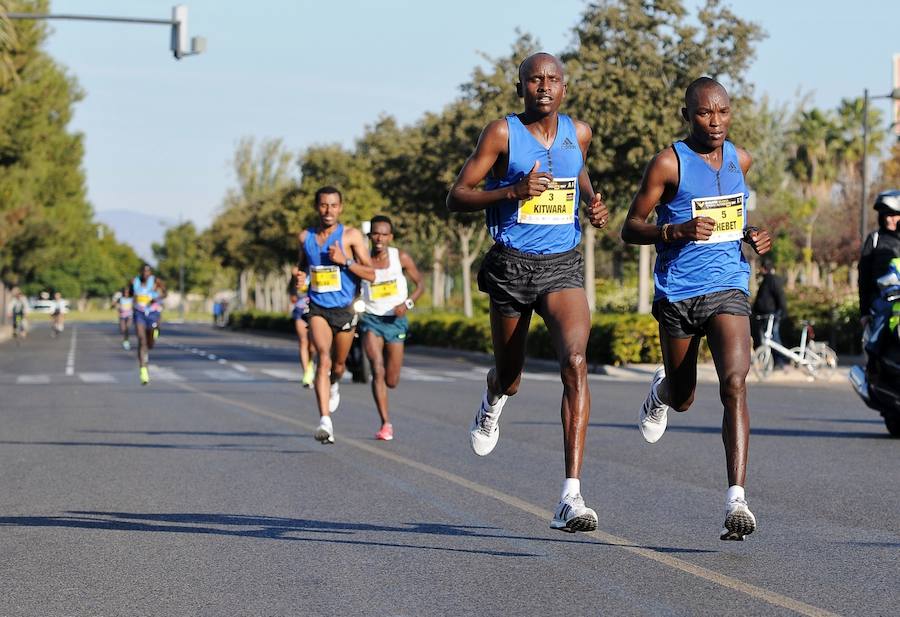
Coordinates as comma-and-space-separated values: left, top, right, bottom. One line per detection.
7, 5, 205, 59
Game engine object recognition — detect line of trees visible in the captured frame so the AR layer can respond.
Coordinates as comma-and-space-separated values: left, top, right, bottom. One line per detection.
0, 1, 141, 306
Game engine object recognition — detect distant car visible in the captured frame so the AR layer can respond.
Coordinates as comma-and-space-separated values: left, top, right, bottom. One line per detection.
30, 299, 70, 314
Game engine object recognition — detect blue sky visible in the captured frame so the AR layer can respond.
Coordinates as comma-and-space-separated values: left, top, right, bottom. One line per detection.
40, 1, 900, 229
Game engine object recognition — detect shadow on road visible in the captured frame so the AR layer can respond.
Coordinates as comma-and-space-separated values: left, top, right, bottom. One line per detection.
0, 439, 312, 454
0, 511, 716, 557
80, 430, 304, 438
512, 421, 890, 440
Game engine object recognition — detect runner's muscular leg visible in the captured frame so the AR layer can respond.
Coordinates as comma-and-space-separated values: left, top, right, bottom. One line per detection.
135, 321, 149, 367
488, 301, 532, 398
539, 288, 591, 479
294, 318, 310, 369
309, 316, 335, 416
330, 329, 355, 382
383, 341, 404, 389
659, 328, 702, 411
364, 332, 389, 424
706, 313, 752, 487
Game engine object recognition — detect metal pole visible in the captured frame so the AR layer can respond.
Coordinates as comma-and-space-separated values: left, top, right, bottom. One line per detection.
861, 88, 869, 242
7, 13, 174, 25
179, 223, 185, 321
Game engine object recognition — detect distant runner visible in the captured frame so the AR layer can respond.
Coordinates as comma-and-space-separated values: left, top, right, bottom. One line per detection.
50, 292, 66, 337
7, 287, 29, 341
289, 265, 315, 388
297, 186, 375, 444
132, 264, 167, 385
116, 286, 134, 350
358, 215, 424, 441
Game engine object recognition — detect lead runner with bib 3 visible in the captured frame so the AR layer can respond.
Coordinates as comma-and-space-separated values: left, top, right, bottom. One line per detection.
622, 77, 772, 542
447, 52, 609, 534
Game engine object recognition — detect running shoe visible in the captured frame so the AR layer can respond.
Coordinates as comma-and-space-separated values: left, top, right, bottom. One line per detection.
315, 415, 335, 444
469, 389, 507, 456
139, 366, 150, 386
328, 382, 340, 413
720, 497, 757, 541
375, 423, 394, 441
302, 363, 315, 388
122, 340, 131, 351
550, 493, 598, 533
639, 366, 669, 443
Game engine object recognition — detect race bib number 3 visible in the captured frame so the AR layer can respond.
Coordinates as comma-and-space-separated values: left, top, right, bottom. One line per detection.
691, 193, 745, 243
369, 279, 399, 301
310, 266, 341, 293
517, 177, 577, 225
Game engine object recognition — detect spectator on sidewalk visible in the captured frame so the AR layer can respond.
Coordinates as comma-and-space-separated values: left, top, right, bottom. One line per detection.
752, 258, 788, 367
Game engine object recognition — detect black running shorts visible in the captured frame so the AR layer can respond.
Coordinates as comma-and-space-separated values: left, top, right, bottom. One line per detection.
477, 244, 585, 317
304, 301, 358, 332
652, 289, 751, 339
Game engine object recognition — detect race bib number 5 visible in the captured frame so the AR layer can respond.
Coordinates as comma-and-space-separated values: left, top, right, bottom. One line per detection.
517, 177, 577, 225
691, 193, 745, 243
310, 266, 342, 293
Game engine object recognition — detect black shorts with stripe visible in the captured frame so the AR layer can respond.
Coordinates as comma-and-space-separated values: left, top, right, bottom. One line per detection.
652, 289, 751, 339
304, 301, 358, 332
477, 243, 585, 317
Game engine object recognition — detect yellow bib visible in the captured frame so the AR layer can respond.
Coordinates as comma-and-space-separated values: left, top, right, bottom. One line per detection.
369, 279, 399, 301
517, 177, 577, 225
691, 193, 745, 243
310, 266, 341, 293
136, 294, 152, 306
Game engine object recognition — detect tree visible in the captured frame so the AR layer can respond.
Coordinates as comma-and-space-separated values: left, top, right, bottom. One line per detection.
152, 222, 216, 295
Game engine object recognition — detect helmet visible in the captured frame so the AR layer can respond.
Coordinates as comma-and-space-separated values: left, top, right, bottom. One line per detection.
874, 189, 900, 213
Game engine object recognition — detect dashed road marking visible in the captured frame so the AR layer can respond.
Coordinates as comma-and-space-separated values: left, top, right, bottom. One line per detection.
78, 372, 117, 384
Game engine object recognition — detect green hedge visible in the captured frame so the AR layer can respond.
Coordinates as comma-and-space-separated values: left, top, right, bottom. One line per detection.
229, 309, 663, 365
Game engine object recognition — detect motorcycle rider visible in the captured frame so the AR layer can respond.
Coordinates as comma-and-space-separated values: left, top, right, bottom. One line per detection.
859, 190, 900, 352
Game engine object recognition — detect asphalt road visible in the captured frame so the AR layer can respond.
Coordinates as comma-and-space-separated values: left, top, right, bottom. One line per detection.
0, 322, 896, 617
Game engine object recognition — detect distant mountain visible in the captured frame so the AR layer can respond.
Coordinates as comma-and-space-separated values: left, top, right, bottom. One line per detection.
95, 209, 176, 263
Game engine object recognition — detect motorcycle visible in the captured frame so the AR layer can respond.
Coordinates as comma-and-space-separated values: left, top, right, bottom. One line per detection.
849, 258, 900, 437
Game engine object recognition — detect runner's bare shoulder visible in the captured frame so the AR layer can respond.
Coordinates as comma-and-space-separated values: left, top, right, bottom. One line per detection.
734, 145, 753, 173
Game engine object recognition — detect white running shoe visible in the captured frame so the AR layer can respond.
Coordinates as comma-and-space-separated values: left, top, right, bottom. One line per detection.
550, 493, 598, 533
469, 389, 507, 456
328, 382, 340, 414
720, 497, 757, 540
639, 366, 669, 443
315, 416, 335, 444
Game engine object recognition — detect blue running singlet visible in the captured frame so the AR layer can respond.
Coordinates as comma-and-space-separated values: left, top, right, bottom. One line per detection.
484, 114, 583, 254
654, 140, 750, 302
132, 276, 161, 313
303, 224, 358, 309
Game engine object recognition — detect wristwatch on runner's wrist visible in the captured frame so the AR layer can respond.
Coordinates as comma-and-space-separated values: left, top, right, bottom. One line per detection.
404, 298, 415, 310
344, 257, 354, 268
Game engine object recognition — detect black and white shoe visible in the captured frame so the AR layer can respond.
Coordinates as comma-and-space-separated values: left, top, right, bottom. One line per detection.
720, 498, 757, 540
550, 493, 598, 533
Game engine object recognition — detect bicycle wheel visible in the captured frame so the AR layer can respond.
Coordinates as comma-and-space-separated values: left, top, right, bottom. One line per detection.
809, 343, 838, 381
752, 346, 773, 381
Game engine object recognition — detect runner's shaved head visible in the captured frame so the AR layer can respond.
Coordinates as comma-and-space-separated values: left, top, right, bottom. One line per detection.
684, 77, 728, 110
518, 52, 565, 83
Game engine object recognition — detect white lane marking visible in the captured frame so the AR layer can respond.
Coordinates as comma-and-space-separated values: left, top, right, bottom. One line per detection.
521, 372, 560, 382
148, 365, 185, 382
176, 382, 840, 617
65, 327, 78, 376
203, 369, 253, 382
207, 354, 217, 360
438, 370, 486, 381
401, 367, 448, 382
261, 368, 300, 382
78, 372, 117, 384
218, 358, 228, 365
232, 363, 248, 373
17, 374, 50, 384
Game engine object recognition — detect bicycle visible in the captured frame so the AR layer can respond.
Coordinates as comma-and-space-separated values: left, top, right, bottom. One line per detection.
751, 314, 838, 381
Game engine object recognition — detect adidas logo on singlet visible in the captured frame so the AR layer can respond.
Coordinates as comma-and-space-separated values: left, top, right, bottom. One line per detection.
562, 137, 577, 150
727, 161, 740, 173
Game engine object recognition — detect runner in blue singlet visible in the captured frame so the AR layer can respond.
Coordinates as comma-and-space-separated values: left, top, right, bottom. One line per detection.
132, 264, 167, 385
622, 77, 772, 541
447, 52, 609, 534
297, 186, 375, 444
